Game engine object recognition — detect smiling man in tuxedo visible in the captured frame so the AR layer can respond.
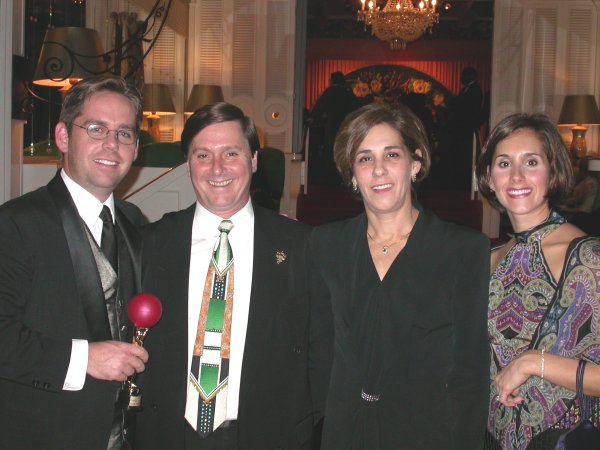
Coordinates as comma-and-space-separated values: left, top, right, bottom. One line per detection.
0, 76, 148, 449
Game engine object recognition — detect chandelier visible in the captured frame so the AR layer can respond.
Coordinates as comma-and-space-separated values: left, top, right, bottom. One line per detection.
357, 0, 439, 50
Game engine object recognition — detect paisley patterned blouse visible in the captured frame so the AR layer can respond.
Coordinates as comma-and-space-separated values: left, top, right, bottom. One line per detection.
487, 211, 600, 450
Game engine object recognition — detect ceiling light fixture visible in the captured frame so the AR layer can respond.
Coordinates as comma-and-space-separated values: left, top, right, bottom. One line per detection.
357, 0, 439, 50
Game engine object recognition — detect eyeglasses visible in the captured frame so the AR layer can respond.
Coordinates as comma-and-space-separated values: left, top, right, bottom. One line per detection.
71, 122, 138, 145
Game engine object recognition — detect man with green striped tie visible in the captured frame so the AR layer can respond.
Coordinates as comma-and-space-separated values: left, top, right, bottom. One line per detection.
137, 102, 332, 450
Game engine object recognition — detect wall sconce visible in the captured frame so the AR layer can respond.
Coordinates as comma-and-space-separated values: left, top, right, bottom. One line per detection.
142, 83, 176, 141
33, 27, 106, 89
184, 84, 224, 114
558, 94, 600, 159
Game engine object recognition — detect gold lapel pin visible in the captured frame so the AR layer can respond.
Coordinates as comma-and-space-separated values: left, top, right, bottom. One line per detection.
275, 250, 287, 264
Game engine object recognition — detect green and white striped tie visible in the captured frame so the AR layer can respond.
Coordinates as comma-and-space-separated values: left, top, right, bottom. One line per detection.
185, 219, 234, 436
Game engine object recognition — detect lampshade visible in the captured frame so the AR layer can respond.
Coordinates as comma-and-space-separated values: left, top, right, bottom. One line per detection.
33, 27, 106, 87
588, 160, 600, 171
558, 95, 600, 126
184, 84, 224, 113
142, 84, 176, 117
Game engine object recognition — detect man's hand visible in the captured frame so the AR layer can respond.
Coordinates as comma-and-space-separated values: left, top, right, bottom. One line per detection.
87, 341, 149, 382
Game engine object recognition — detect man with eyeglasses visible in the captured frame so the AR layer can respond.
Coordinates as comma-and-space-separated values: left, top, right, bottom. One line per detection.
0, 76, 148, 450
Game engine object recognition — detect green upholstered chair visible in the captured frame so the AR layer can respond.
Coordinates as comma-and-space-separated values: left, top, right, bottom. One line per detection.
138, 130, 157, 148
133, 141, 186, 167
251, 147, 285, 212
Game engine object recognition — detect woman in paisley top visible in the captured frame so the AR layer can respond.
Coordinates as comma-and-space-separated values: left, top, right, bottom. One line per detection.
475, 113, 600, 450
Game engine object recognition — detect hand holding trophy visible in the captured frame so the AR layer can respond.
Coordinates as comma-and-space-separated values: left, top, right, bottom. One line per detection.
119, 292, 162, 411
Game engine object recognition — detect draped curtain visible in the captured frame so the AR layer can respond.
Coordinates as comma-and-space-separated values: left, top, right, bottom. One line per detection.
305, 59, 491, 110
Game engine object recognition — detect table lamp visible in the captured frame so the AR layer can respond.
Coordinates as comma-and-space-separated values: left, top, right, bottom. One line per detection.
558, 95, 600, 159
184, 84, 224, 115
33, 27, 106, 89
142, 83, 176, 141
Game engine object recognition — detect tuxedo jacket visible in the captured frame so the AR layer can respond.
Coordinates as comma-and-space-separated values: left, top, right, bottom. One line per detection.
136, 204, 332, 450
0, 173, 143, 450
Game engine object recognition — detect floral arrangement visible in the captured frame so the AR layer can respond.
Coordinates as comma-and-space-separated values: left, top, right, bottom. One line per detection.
347, 65, 449, 109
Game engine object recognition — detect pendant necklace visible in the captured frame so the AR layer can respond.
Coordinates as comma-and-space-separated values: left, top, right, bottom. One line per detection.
366, 230, 411, 255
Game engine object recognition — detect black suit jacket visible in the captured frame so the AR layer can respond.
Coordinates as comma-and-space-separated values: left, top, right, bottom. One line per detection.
136, 204, 332, 450
310, 210, 490, 450
0, 173, 143, 450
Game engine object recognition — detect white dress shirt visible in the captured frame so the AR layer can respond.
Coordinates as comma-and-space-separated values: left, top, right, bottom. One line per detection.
188, 200, 255, 420
61, 170, 115, 391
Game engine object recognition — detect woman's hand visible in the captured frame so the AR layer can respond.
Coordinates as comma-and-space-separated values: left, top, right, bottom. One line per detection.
495, 350, 541, 407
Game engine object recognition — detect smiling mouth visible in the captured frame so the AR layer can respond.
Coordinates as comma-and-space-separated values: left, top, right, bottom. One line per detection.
209, 179, 233, 187
372, 183, 392, 191
507, 188, 532, 196
95, 159, 118, 166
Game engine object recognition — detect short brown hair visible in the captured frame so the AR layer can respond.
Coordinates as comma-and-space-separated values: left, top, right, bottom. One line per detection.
333, 103, 431, 190
60, 75, 143, 134
476, 113, 574, 211
181, 102, 260, 158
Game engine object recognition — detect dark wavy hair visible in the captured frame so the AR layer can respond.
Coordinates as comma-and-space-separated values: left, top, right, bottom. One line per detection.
475, 113, 574, 211
333, 102, 431, 193
181, 102, 260, 158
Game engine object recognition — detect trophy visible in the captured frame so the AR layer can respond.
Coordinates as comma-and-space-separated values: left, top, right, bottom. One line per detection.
118, 292, 162, 411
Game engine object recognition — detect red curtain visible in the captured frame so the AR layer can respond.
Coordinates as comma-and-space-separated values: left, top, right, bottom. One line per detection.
305, 59, 491, 110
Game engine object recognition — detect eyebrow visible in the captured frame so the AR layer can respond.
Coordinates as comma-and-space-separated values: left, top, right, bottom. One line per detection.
356, 145, 403, 153
80, 119, 136, 130
191, 145, 244, 152
494, 151, 543, 159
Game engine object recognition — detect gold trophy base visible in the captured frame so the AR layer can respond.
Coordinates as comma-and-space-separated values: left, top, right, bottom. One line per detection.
117, 327, 151, 411
118, 381, 142, 411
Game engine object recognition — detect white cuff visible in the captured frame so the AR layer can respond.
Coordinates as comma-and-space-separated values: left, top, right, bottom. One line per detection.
63, 339, 88, 391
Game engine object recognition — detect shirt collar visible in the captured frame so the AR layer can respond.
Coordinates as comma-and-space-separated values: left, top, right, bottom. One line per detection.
60, 169, 115, 225
193, 199, 254, 238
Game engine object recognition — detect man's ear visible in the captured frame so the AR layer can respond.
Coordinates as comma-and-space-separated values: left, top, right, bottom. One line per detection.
132, 139, 139, 162
55, 122, 69, 155
251, 151, 258, 174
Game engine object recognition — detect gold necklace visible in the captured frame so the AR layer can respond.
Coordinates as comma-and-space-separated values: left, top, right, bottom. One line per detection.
366, 230, 411, 255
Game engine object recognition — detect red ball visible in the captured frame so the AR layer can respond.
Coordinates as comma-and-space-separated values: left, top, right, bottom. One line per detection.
128, 293, 163, 328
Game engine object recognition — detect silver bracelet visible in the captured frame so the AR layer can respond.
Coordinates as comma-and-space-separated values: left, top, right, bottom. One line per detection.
540, 348, 545, 387
360, 389, 380, 402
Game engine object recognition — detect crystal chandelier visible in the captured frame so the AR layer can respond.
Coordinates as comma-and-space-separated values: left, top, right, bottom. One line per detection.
357, 0, 439, 50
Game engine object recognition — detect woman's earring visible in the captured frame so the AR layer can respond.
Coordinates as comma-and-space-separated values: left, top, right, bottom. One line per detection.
351, 178, 359, 193
411, 173, 417, 183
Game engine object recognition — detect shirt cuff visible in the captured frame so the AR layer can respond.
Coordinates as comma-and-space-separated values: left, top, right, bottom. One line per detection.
63, 339, 88, 391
